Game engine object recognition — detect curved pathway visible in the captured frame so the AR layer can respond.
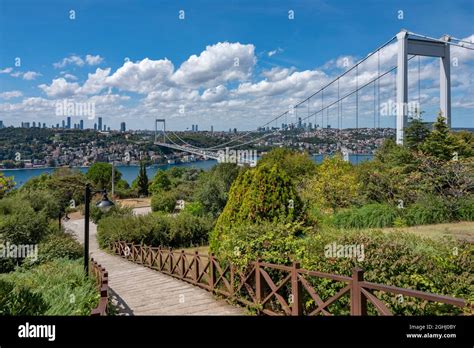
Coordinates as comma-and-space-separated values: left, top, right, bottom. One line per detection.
64, 218, 243, 315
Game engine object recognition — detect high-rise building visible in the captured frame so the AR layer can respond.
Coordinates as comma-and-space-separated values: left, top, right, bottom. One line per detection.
79, 120, 84, 130
43, 123, 46, 128
298, 117, 302, 129
94, 123, 97, 130
210, 125, 214, 133
120, 122, 126, 132
98, 117, 103, 131
67, 117, 71, 129
62, 120, 65, 128
195, 124, 198, 131
191, 124, 195, 131
32, 121, 36, 128
0, 120, 4, 129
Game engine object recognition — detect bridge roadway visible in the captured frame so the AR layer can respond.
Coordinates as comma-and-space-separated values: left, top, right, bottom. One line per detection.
64, 217, 243, 315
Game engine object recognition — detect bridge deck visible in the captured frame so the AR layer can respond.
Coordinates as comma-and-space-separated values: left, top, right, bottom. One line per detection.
64, 219, 243, 315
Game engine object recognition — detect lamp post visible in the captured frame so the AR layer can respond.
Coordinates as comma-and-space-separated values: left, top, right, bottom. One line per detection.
84, 183, 114, 275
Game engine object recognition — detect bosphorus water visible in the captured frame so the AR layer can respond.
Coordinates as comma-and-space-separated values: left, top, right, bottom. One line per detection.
2, 154, 372, 188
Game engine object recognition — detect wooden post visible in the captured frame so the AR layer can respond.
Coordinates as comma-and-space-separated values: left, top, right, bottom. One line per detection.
351, 268, 367, 315
169, 248, 173, 274
291, 262, 303, 315
255, 260, 264, 305
158, 246, 162, 270
194, 251, 200, 284
181, 250, 186, 278
209, 253, 215, 292
230, 265, 235, 297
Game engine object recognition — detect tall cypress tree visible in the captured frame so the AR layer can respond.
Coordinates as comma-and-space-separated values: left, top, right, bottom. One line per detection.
137, 161, 149, 197
420, 113, 458, 161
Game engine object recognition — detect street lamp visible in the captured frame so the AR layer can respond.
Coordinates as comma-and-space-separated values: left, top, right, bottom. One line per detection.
84, 183, 114, 275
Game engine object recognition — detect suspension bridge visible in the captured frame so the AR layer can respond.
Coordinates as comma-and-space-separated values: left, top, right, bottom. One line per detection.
154, 30, 473, 162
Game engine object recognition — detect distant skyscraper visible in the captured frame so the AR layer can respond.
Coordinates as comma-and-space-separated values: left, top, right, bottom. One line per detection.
62, 120, 65, 128
32, 121, 36, 128
67, 117, 71, 129
191, 124, 195, 131
0, 120, 4, 129
107, 126, 110, 131
298, 117, 302, 129
42, 123, 46, 128
210, 125, 214, 133
98, 117, 103, 131
120, 122, 126, 132
56, 123, 59, 128
94, 123, 97, 130
195, 124, 198, 131
79, 120, 84, 130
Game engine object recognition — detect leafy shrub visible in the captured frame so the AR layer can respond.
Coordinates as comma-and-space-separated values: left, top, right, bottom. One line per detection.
97, 212, 213, 249
88, 203, 133, 224
296, 229, 473, 315
0, 279, 49, 315
457, 195, 474, 221
0, 206, 49, 245
36, 233, 83, 263
404, 196, 453, 226
151, 190, 179, 213
332, 203, 399, 229
0, 259, 98, 315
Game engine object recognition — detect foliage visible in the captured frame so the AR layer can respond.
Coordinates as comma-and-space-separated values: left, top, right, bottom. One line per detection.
136, 161, 149, 197
303, 155, 360, 212
151, 190, 179, 213
332, 203, 400, 229
0, 205, 49, 245
258, 148, 316, 182
35, 233, 83, 264
297, 229, 473, 315
0, 279, 49, 315
97, 212, 213, 248
404, 116, 430, 151
149, 170, 171, 194
420, 113, 459, 161
89, 203, 133, 224
86, 162, 122, 190
213, 222, 307, 270
210, 164, 305, 252
0, 172, 15, 198
0, 259, 98, 315
194, 163, 240, 217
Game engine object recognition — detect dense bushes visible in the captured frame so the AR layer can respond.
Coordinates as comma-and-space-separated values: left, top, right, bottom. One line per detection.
89, 203, 133, 224
151, 190, 179, 213
0, 279, 49, 315
298, 229, 473, 315
36, 233, 83, 264
332, 195, 473, 230
0, 259, 98, 315
97, 212, 213, 249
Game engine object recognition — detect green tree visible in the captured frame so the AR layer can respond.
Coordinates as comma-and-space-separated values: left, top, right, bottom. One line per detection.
149, 170, 171, 194
0, 172, 15, 198
420, 113, 458, 161
304, 155, 360, 212
136, 162, 149, 197
404, 116, 430, 151
258, 148, 316, 181
86, 162, 122, 190
210, 164, 305, 251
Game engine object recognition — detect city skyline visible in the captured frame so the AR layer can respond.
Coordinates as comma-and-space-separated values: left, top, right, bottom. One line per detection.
0, 0, 473, 131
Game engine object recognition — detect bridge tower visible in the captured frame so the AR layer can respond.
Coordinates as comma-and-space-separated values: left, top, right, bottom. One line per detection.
155, 119, 166, 143
396, 30, 451, 144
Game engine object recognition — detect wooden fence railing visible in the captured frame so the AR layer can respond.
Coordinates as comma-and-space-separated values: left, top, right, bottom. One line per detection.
90, 258, 108, 316
111, 241, 471, 316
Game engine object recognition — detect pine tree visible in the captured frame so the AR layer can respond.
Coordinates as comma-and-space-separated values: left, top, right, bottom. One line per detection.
420, 113, 458, 161
136, 161, 149, 197
404, 116, 430, 151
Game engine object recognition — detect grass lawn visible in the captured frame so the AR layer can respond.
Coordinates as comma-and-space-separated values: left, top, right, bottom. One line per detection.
381, 221, 474, 243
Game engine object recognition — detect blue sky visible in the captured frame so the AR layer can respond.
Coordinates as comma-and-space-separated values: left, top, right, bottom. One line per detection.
0, 0, 473, 130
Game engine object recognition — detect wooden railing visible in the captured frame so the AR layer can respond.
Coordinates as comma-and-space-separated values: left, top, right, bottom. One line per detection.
90, 258, 108, 316
111, 241, 471, 316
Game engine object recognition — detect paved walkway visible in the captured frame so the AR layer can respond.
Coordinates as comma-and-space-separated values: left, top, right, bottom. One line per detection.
64, 218, 243, 315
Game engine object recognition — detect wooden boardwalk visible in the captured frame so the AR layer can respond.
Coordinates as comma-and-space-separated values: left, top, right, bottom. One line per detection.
64, 219, 243, 316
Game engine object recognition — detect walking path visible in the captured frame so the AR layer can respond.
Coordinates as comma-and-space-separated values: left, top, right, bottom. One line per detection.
64, 218, 243, 315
